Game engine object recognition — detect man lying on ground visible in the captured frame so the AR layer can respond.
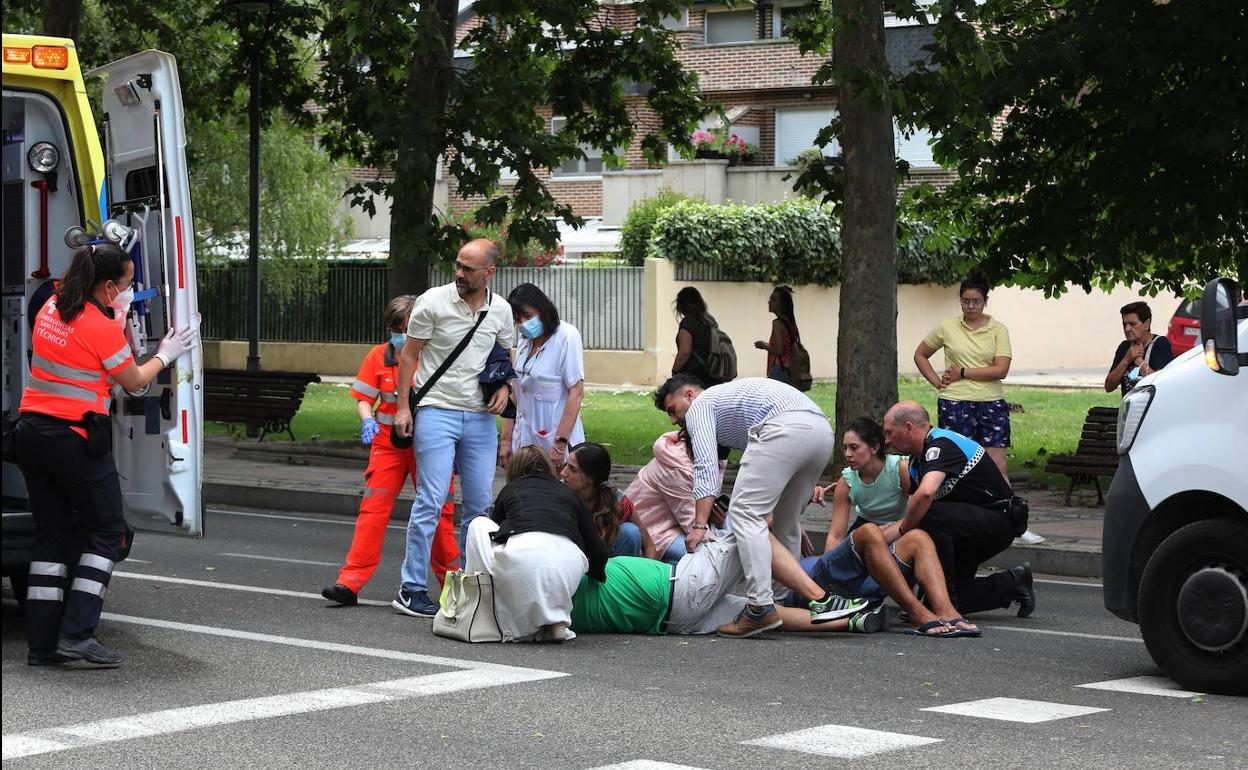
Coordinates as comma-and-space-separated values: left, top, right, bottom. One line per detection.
563, 523, 979, 638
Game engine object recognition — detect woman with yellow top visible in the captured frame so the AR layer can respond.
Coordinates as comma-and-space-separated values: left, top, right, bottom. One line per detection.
913, 272, 1042, 543
913, 272, 1015, 476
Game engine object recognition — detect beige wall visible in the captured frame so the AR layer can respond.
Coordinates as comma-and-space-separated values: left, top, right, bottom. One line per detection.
725, 167, 800, 205
204, 259, 1183, 383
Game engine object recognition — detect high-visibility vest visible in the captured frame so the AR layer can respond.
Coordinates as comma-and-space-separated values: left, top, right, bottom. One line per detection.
20, 297, 134, 421
350, 341, 409, 428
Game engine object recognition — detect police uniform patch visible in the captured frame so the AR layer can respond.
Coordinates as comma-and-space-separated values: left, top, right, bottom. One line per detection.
925, 446, 941, 461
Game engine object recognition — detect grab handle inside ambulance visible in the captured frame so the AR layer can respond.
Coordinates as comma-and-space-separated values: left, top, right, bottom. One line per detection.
30, 180, 50, 279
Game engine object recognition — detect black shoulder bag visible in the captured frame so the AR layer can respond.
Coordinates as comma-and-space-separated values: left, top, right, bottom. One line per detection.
391, 307, 489, 449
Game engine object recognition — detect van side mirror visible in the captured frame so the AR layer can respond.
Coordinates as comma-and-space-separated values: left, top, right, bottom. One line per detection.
1200, 278, 1244, 375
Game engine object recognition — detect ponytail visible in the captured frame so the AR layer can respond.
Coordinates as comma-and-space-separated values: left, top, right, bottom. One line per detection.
570, 442, 621, 548
57, 243, 128, 322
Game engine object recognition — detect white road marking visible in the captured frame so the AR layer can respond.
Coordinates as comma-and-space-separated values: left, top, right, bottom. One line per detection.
208, 508, 406, 531
96, 612, 540, 672
987, 625, 1143, 643
922, 697, 1109, 723
112, 571, 391, 607
123, 558, 152, 564
743, 724, 942, 758
584, 758, 713, 763
2, 668, 559, 761
1076, 676, 1204, 698
1034, 578, 1103, 588
219, 552, 341, 567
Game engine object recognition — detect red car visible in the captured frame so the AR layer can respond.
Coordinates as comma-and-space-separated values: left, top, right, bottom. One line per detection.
1166, 299, 1202, 355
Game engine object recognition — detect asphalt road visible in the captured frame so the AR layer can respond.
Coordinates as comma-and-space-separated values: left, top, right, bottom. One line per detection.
2, 505, 1243, 769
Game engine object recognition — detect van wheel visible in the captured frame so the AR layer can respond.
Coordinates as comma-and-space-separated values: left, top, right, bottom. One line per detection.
1138, 518, 1248, 695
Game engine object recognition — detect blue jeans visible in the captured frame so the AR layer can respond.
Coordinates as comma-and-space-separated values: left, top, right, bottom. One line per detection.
788, 536, 914, 605
613, 522, 642, 557
661, 535, 687, 565
400, 407, 498, 595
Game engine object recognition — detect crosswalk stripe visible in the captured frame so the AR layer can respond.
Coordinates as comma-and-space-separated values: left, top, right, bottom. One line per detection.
922, 697, 1109, 723
743, 724, 942, 758
583, 762, 713, 770
1076, 676, 1204, 699
2, 669, 557, 761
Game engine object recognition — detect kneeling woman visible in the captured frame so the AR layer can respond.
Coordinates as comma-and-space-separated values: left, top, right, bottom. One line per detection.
464, 447, 608, 642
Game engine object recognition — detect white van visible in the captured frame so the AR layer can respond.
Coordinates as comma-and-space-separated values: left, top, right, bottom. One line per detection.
1102, 277, 1247, 695
2, 38, 203, 600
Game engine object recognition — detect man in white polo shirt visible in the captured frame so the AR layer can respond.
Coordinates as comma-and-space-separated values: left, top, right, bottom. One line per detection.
390, 238, 515, 616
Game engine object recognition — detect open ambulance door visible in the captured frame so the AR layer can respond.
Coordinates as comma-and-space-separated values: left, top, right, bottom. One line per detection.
89, 51, 203, 537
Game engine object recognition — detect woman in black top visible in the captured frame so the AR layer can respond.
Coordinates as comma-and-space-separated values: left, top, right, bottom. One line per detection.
464, 446, 607, 642
1105, 301, 1174, 396
671, 287, 715, 385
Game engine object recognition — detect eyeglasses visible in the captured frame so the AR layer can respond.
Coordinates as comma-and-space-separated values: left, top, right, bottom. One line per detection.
959, 297, 985, 307
453, 261, 489, 275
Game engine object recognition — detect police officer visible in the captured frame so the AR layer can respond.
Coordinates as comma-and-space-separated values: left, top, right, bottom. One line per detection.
881, 400, 1036, 617
16, 243, 197, 666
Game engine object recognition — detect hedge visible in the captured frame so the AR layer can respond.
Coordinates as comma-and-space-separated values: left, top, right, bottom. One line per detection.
634, 197, 969, 286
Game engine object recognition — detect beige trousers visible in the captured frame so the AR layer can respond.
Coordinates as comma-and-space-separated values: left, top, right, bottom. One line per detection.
725, 410, 834, 605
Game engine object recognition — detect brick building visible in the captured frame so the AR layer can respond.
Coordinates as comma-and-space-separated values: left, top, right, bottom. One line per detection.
441, 2, 954, 225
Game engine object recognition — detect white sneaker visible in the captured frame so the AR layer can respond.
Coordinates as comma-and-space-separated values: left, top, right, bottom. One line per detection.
1016, 530, 1046, 545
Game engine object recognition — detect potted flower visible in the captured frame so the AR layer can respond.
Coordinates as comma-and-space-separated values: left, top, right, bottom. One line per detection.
689, 126, 757, 165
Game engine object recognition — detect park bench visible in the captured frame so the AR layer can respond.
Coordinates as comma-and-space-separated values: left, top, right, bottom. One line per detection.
1045, 406, 1120, 505
203, 369, 321, 441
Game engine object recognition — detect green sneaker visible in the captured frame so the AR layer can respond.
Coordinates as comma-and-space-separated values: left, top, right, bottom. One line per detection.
847, 604, 888, 634
809, 594, 870, 624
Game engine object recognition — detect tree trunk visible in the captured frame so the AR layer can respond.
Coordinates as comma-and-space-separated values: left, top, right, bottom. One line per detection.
42, 0, 81, 39
387, 0, 459, 298
832, 0, 898, 465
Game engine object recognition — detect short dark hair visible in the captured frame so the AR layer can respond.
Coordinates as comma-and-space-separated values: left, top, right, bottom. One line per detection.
1120, 301, 1151, 323
674, 287, 707, 319
959, 269, 991, 300
384, 295, 417, 331
654, 373, 705, 412
508, 283, 561, 335
845, 417, 886, 459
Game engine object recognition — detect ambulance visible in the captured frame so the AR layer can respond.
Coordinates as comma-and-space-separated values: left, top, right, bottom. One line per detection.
2, 35, 203, 601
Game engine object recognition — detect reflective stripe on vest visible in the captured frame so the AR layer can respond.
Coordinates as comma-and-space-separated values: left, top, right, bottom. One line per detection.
26, 376, 99, 403
375, 412, 395, 426
30, 354, 100, 382
352, 379, 381, 399
380, 392, 398, 404
101, 343, 131, 370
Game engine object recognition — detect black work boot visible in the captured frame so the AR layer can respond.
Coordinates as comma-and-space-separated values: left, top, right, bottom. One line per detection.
1010, 561, 1036, 618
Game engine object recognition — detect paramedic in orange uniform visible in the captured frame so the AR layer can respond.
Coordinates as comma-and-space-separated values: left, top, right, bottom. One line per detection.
321, 295, 460, 606
16, 243, 198, 667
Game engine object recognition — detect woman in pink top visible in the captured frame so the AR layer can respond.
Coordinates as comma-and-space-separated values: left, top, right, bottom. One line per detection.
624, 431, 727, 565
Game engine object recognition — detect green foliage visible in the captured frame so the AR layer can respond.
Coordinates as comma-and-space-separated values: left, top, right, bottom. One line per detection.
442, 209, 562, 268
645, 199, 964, 285
649, 199, 841, 285
619, 188, 695, 266
190, 116, 352, 300
893, 0, 1247, 294
318, 0, 707, 290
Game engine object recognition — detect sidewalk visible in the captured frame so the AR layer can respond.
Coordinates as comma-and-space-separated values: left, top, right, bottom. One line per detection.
203, 437, 1104, 578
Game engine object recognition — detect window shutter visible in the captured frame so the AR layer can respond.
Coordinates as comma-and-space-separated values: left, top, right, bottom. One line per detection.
775, 108, 838, 165
895, 124, 937, 169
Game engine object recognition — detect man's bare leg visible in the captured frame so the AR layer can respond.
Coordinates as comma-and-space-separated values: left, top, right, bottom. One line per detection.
852, 525, 948, 631
776, 606, 850, 632
893, 530, 980, 634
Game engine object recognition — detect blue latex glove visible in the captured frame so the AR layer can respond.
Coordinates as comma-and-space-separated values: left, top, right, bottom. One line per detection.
361, 417, 380, 446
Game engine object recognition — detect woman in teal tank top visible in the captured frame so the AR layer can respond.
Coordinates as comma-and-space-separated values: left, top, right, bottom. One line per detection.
812, 417, 911, 552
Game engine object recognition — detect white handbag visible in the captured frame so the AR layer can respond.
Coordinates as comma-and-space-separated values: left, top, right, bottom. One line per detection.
433, 570, 502, 643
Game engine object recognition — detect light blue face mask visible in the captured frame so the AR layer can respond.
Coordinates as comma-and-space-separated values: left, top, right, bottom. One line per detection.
390, 333, 407, 349
519, 316, 544, 339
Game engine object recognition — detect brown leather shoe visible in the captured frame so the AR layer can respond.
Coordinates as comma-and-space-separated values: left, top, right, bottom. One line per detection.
717, 604, 782, 638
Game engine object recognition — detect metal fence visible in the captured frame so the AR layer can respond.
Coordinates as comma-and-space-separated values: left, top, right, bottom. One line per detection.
429, 264, 644, 350
200, 264, 389, 344
201, 262, 645, 350
674, 263, 750, 282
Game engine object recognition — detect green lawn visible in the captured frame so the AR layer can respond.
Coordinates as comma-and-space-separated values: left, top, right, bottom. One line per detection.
209, 378, 1121, 487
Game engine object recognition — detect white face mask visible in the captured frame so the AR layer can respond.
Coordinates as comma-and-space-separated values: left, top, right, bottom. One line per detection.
108, 282, 134, 325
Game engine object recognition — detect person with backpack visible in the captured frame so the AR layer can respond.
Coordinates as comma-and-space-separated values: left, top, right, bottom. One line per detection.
754, 285, 811, 391
671, 287, 736, 386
